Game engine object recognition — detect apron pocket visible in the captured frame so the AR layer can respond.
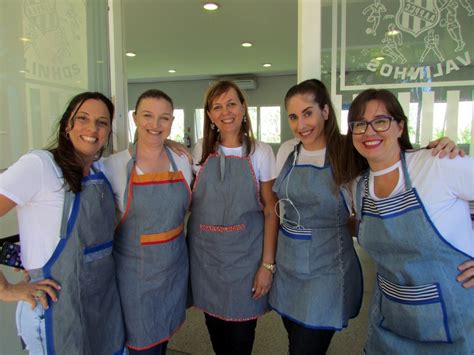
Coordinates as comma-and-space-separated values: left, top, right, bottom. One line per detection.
84, 240, 113, 263
377, 273, 452, 343
140, 224, 184, 245
198, 224, 253, 268
277, 224, 311, 275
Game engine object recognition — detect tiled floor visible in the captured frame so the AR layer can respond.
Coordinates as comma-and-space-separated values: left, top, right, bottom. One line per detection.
0, 242, 375, 355
167, 242, 375, 355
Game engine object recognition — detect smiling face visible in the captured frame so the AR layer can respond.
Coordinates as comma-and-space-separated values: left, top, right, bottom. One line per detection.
134, 97, 174, 146
207, 87, 245, 142
286, 93, 328, 151
352, 99, 404, 171
66, 99, 111, 164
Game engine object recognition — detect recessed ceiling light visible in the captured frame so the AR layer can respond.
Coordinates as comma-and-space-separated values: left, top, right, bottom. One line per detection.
263, 63, 272, 68
375, 56, 384, 61
168, 69, 176, 73
125, 52, 136, 57
241, 42, 253, 48
19, 37, 31, 42
19, 70, 27, 74
387, 30, 399, 36
203, 2, 219, 11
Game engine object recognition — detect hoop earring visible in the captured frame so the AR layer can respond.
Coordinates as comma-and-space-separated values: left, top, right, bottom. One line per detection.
210, 122, 215, 130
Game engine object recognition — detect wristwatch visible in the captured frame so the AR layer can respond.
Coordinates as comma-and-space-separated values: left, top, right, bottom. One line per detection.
261, 262, 276, 274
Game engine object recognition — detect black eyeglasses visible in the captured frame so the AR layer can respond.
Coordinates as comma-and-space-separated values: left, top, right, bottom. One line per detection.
349, 116, 397, 135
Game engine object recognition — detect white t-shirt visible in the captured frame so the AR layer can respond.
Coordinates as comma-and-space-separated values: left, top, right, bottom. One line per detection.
192, 139, 277, 182
0, 151, 102, 269
103, 148, 193, 215
276, 138, 326, 176
351, 149, 474, 256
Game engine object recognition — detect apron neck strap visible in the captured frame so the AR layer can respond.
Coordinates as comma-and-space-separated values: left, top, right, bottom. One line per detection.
217, 140, 247, 182
400, 151, 412, 190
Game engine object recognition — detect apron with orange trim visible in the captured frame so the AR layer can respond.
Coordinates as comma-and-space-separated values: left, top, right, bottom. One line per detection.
188, 149, 268, 321
114, 146, 190, 350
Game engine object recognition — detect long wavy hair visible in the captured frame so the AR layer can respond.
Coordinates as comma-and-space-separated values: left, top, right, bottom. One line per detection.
285, 79, 345, 189
48, 92, 114, 193
199, 80, 256, 165
340, 88, 412, 186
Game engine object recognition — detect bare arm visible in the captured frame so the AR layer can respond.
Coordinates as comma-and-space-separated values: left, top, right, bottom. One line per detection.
252, 180, 279, 300
0, 194, 17, 217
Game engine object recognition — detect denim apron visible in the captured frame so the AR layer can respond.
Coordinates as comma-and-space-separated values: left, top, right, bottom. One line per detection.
114, 146, 190, 350
356, 152, 474, 354
26, 150, 125, 355
188, 147, 268, 320
269, 144, 362, 329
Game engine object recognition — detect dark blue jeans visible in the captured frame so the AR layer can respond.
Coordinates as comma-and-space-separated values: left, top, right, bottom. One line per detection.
282, 316, 335, 355
204, 313, 257, 355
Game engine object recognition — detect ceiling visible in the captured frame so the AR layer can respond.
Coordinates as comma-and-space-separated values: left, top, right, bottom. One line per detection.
122, 0, 473, 86
123, 0, 298, 82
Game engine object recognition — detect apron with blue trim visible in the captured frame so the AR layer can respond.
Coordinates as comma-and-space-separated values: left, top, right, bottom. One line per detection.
356, 152, 474, 354
114, 146, 190, 349
269, 144, 362, 329
28, 150, 125, 355
188, 147, 268, 320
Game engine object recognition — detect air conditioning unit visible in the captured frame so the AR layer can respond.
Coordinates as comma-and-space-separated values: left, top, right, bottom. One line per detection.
209, 78, 258, 90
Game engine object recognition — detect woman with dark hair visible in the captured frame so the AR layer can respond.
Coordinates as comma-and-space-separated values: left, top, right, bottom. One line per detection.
0, 92, 125, 354
188, 80, 279, 355
104, 89, 192, 354
343, 88, 473, 354
269, 79, 363, 355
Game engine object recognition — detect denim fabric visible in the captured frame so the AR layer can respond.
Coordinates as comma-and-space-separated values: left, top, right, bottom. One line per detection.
16, 301, 47, 355
115, 146, 189, 348
357, 152, 474, 354
188, 150, 267, 320
23, 150, 125, 355
270, 146, 363, 330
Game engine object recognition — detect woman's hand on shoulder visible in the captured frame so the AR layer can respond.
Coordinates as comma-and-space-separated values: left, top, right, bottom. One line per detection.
165, 139, 192, 163
457, 259, 474, 288
427, 137, 465, 159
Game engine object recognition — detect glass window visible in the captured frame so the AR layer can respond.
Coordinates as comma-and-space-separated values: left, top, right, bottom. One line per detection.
170, 109, 185, 143
260, 106, 281, 143
324, 0, 473, 152
194, 106, 281, 144
248, 106, 258, 137
195, 109, 204, 140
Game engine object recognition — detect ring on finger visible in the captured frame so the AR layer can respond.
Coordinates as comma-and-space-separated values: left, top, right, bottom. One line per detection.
34, 290, 45, 300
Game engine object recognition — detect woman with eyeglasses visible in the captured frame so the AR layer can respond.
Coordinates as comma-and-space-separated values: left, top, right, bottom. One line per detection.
342, 88, 473, 354
270, 80, 463, 355
188, 80, 278, 355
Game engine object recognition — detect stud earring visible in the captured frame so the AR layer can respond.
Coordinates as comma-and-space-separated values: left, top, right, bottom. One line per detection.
210, 122, 215, 130
243, 114, 247, 123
